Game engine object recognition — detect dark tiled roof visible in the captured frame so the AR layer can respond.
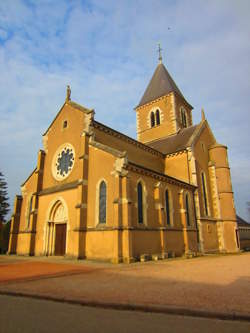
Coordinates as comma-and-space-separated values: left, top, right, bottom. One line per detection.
137, 63, 189, 108
147, 124, 199, 155
237, 215, 250, 226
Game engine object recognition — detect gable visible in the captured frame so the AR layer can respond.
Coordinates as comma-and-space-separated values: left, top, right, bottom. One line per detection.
41, 101, 94, 190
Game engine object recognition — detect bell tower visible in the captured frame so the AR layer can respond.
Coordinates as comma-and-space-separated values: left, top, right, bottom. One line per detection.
135, 55, 193, 144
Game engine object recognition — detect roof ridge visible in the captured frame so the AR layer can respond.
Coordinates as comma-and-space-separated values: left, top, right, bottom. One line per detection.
92, 120, 164, 157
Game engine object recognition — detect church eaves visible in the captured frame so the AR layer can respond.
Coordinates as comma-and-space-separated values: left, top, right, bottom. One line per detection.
137, 63, 191, 108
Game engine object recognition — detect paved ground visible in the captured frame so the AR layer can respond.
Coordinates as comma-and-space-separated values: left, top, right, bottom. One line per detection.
1, 294, 250, 333
0, 253, 250, 320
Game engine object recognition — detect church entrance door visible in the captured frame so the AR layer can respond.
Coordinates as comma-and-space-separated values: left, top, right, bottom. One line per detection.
45, 200, 68, 256
54, 223, 67, 256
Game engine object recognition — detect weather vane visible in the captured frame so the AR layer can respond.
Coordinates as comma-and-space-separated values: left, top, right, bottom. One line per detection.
158, 43, 163, 63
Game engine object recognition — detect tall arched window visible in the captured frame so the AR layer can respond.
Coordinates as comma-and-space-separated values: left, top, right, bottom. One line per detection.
150, 112, 155, 127
201, 172, 209, 216
181, 108, 187, 128
27, 196, 33, 229
185, 194, 191, 226
137, 182, 143, 224
99, 181, 107, 224
156, 109, 160, 125
165, 189, 170, 225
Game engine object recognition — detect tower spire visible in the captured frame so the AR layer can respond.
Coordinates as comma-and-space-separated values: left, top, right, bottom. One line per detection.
157, 43, 163, 64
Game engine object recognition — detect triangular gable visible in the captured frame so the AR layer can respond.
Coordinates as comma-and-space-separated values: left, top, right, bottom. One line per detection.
189, 120, 217, 149
42, 100, 93, 136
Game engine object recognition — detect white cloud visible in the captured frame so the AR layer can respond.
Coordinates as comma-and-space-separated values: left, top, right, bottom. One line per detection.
0, 0, 249, 220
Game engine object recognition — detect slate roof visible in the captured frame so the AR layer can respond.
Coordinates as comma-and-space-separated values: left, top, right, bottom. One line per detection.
147, 124, 200, 155
137, 63, 190, 108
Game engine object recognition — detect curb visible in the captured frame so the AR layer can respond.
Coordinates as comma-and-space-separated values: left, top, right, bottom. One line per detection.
0, 290, 250, 323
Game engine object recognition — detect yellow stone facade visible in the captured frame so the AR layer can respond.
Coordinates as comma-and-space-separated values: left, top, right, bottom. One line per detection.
9, 61, 239, 262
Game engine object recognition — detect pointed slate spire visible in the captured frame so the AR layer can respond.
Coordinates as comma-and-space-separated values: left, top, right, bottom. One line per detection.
137, 62, 191, 108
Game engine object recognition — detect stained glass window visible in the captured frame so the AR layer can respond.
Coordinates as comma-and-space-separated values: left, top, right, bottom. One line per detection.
201, 172, 208, 216
150, 112, 155, 127
137, 182, 143, 224
99, 181, 107, 224
156, 109, 160, 125
165, 189, 170, 225
27, 196, 33, 229
186, 194, 190, 226
56, 148, 74, 177
181, 108, 187, 128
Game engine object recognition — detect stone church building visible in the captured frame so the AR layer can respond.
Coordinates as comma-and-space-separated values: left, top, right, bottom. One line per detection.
9, 57, 239, 262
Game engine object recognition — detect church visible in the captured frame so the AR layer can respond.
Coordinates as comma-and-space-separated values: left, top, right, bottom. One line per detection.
8, 54, 239, 263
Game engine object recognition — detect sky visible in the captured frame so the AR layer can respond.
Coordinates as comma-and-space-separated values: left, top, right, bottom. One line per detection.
0, 0, 249, 221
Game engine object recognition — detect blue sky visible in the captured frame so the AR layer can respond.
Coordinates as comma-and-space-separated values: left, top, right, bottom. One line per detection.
0, 0, 249, 220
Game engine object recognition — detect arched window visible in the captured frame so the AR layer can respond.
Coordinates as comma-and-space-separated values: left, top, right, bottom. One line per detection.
201, 172, 209, 216
156, 109, 160, 125
181, 108, 187, 128
165, 189, 170, 225
137, 182, 143, 224
150, 112, 155, 127
27, 196, 33, 229
99, 181, 107, 224
185, 194, 191, 226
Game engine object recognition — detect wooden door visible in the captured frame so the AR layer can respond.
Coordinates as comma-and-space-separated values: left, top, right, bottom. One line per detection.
54, 223, 67, 256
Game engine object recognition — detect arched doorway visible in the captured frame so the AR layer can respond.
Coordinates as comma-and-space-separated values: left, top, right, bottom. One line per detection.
45, 200, 68, 256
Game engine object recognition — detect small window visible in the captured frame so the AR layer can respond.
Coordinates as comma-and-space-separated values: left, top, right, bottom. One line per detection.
185, 194, 190, 226
165, 189, 170, 225
63, 120, 68, 129
137, 182, 143, 224
201, 172, 209, 216
99, 181, 107, 224
156, 109, 160, 125
150, 112, 155, 127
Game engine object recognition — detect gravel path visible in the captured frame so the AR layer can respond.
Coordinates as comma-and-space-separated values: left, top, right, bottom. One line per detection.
0, 253, 250, 319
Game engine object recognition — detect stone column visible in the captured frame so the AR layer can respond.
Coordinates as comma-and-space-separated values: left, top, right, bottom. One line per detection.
8, 195, 22, 254
121, 175, 134, 263
112, 173, 123, 263
29, 150, 45, 256
75, 133, 90, 259
179, 190, 189, 254
74, 112, 94, 259
187, 148, 204, 253
111, 155, 128, 263
154, 182, 166, 255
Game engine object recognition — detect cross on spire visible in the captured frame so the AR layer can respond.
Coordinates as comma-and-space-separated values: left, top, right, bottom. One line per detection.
158, 43, 163, 63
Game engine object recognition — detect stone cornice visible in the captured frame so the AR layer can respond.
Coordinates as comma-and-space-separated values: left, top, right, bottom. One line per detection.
92, 121, 164, 158
38, 180, 79, 196
126, 162, 196, 190
135, 93, 170, 110
73, 226, 185, 232
135, 91, 193, 111
165, 150, 187, 158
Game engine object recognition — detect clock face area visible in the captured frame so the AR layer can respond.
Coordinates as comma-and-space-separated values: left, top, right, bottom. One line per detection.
52, 144, 75, 181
